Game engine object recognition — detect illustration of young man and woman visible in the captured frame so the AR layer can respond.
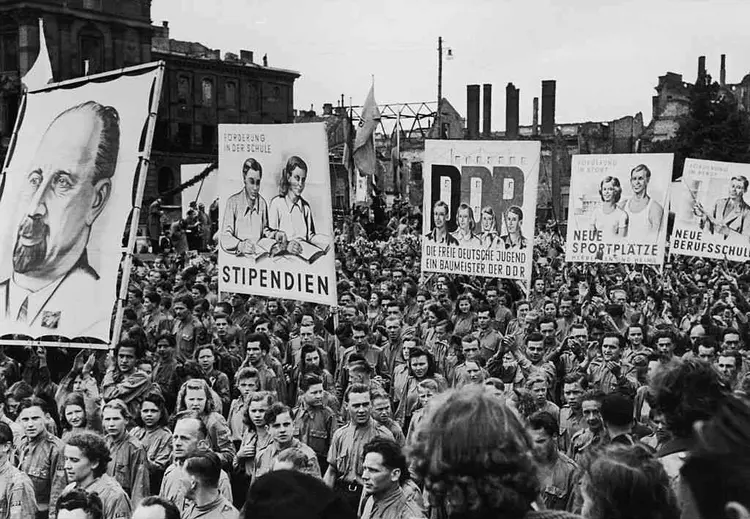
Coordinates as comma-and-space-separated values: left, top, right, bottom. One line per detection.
590, 176, 628, 239
695, 174, 750, 239
499, 205, 527, 249
221, 155, 330, 263
618, 164, 664, 239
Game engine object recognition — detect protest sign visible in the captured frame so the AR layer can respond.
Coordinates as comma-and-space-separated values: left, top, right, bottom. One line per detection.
671, 158, 750, 262
181, 163, 218, 217
421, 140, 540, 282
565, 154, 673, 264
0, 63, 162, 342
218, 123, 337, 305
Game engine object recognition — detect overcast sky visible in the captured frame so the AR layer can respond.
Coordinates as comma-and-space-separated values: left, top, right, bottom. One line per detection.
153, 0, 750, 129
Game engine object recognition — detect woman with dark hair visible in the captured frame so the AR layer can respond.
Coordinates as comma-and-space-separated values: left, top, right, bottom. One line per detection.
268, 155, 330, 256
366, 291, 385, 329
60, 392, 96, 441
131, 392, 172, 495
451, 293, 476, 338
55, 351, 102, 433
293, 344, 335, 404
394, 347, 447, 432
580, 444, 679, 519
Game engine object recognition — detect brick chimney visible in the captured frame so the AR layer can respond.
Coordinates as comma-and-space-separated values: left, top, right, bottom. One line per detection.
698, 55, 706, 82
482, 84, 492, 137
467, 84, 480, 139
720, 54, 726, 86
541, 80, 556, 135
240, 50, 254, 64
505, 83, 519, 139
532, 97, 539, 136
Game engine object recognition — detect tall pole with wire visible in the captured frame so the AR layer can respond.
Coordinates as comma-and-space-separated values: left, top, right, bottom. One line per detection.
437, 36, 442, 139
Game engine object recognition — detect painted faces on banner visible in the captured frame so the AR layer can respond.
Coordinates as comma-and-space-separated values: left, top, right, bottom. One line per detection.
672, 158, 750, 262
565, 154, 673, 265
218, 123, 337, 306
0, 67, 160, 342
421, 140, 540, 282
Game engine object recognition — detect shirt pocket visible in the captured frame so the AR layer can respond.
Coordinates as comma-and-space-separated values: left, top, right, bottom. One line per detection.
543, 485, 567, 509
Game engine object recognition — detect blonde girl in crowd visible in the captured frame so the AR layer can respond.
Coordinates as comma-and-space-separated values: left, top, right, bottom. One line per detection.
174, 378, 236, 468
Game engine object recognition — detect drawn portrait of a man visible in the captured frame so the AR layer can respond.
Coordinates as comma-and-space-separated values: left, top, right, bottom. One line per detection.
220, 157, 270, 256
0, 101, 120, 335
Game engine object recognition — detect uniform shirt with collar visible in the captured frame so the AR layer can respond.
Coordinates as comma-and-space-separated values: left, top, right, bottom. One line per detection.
360, 485, 426, 519
254, 438, 321, 480
160, 463, 233, 512
568, 428, 607, 463
474, 327, 503, 361
182, 495, 238, 519
0, 460, 38, 519
130, 426, 173, 473
539, 452, 578, 512
62, 474, 130, 519
221, 190, 269, 253
558, 406, 585, 453
18, 430, 66, 514
292, 404, 338, 459
268, 195, 315, 242
172, 317, 205, 361
326, 419, 395, 484
105, 433, 150, 504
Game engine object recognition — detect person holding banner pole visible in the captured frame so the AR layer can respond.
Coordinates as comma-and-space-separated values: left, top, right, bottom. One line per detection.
590, 176, 628, 240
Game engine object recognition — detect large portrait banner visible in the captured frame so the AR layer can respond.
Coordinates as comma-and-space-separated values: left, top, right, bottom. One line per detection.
565, 154, 673, 264
218, 123, 337, 305
0, 64, 162, 342
671, 158, 750, 262
421, 140, 540, 282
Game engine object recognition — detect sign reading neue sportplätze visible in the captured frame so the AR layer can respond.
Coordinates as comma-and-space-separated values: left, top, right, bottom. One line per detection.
565, 154, 673, 265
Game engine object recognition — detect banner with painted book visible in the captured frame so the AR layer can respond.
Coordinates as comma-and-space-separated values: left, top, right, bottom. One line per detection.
421, 140, 540, 283
565, 154, 673, 264
218, 123, 337, 305
0, 63, 163, 343
671, 158, 750, 262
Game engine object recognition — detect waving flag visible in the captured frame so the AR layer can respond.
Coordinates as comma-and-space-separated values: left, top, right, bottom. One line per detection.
22, 18, 53, 91
353, 83, 380, 177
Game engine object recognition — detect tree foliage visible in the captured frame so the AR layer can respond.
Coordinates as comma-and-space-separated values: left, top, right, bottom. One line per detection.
649, 72, 750, 179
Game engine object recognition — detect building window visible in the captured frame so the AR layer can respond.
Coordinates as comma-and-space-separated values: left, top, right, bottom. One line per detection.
177, 123, 192, 151
201, 78, 213, 107
0, 27, 18, 72
152, 120, 169, 150
79, 26, 104, 74
249, 83, 260, 111
201, 124, 216, 151
177, 75, 190, 104
225, 81, 237, 107
158, 166, 174, 204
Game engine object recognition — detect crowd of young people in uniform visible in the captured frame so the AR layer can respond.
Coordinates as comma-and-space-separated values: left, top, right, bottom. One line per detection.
0, 208, 749, 519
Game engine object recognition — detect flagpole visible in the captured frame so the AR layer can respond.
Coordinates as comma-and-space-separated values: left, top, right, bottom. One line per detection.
437, 36, 442, 139
396, 108, 401, 198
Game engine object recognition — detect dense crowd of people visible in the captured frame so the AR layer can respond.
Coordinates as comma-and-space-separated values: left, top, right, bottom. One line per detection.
0, 201, 748, 519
